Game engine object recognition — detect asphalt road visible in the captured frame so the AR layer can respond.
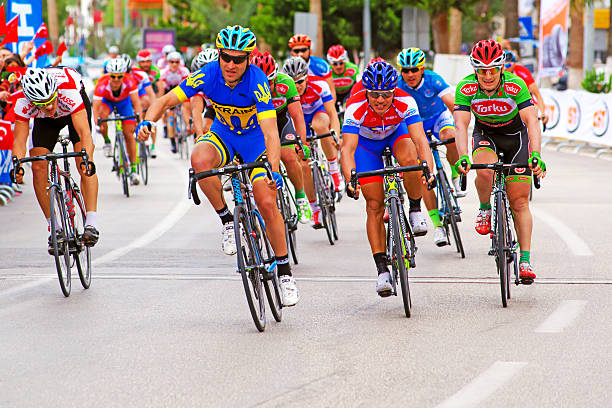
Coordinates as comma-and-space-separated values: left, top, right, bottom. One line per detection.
1, 138, 611, 408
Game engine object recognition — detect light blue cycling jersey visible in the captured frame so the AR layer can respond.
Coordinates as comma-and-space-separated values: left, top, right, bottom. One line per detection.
397, 70, 451, 121
308, 55, 332, 79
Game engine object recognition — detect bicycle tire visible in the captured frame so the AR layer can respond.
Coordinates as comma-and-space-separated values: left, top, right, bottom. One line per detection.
234, 206, 266, 331
314, 166, 334, 245
119, 135, 130, 197
277, 185, 298, 264
253, 210, 282, 323
112, 140, 120, 179
327, 174, 339, 241
389, 197, 411, 317
439, 172, 465, 258
50, 186, 71, 297
139, 141, 149, 186
495, 193, 509, 307
71, 188, 92, 289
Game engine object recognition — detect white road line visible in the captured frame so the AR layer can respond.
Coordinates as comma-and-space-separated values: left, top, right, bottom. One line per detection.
0, 278, 53, 298
436, 361, 527, 408
535, 300, 587, 333
532, 207, 593, 256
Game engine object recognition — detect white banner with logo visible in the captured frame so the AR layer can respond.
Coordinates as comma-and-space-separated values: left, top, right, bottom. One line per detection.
541, 89, 612, 147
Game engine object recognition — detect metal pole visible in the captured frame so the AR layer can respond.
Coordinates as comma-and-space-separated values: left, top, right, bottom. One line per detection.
583, 2, 594, 73
124, 0, 129, 31
363, 0, 371, 64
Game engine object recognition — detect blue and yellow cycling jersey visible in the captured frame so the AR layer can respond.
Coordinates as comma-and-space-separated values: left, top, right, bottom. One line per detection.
173, 61, 276, 134
397, 70, 451, 122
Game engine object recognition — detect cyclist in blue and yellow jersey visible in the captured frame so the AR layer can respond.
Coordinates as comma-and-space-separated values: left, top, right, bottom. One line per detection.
136, 26, 299, 306
288, 34, 336, 102
397, 47, 463, 247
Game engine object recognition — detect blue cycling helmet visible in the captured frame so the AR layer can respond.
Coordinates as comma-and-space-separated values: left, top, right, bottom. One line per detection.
216, 25, 257, 53
504, 50, 517, 63
397, 47, 425, 68
362, 61, 398, 91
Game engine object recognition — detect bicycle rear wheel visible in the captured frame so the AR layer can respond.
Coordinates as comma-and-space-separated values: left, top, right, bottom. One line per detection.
234, 206, 266, 331
119, 135, 130, 197
389, 198, 411, 317
314, 166, 334, 245
71, 189, 92, 289
277, 185, 298, 265
50, 186, 71, 297
327, 174, 339, 241
495, 193, 510, 307
138, 141, 149, 186
439, 172, 465, 258
253, 210, 282, 323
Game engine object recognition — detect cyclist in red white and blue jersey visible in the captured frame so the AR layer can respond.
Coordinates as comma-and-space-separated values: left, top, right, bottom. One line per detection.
137, 25, 299, 307
288, 34, 336, 102
454, 39, 546, 283
341, 61, 435, 297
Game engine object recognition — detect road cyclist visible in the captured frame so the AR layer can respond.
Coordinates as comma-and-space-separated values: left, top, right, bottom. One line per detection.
158, 51, 191, 154
288, 34, 336, 101
326, 44, 359, 114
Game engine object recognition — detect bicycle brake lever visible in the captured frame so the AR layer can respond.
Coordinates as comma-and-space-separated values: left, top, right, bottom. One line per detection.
422, 161, 436, 190
460, 159, 468, 191
188, 168, 201, 205
531, 157, 541, 190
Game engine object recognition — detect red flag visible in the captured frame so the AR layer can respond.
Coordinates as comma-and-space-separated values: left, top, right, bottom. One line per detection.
0, 119, 13, 150
93, 11, 103, 24
34, 40, 54, 59
0, 15, 19, 46
32, 23, 48, 40
0, 5, 6, 35
56, 41, 67, 57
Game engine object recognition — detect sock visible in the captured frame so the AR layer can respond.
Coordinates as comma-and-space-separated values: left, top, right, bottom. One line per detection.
479, 201, 492, 210
295, 189, 306, 200
408, 197, 422, 212
328, 157, 339, 173
47, 218, 51, 229
151, 143, 155, 149
85, 212, 97, 228
103, 136, 111, 144
276, 255, 291, 276
131, 163, 137, 173
451, 164, 459, 179
428, 209, 442, 228
216, 205, 233, 225
373, 252, 389, 274
171, 138, 176, 147
520, 250, 530, 264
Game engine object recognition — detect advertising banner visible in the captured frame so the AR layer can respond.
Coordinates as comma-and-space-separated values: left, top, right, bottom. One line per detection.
143, 28, 174, 62
539, 0, 570, 78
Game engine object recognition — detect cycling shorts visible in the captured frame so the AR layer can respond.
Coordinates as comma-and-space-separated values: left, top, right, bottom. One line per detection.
194, 120, 267, 183
422, 109, 454, 141
32, 89, 93, 152
304, 104, 327, 136
203, 106, 216, 120
472, 124, 532, 182
101, 97, 136, 124
277, 109, 298, 148
355, 121, 411, 185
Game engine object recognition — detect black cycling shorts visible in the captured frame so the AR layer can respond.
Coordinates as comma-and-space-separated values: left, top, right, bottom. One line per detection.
276, 109, 299, 146
203, 105, 216, 120
31, 88, 92, 152
472, 124, 531, 178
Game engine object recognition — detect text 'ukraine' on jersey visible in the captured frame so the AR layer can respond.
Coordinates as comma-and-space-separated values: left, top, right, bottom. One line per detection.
300, 75, 333, 115
308, 55, 331, 80
271, 72, 300, 112
330, 61, 359, 95
397, 70, 451, 121
454, 71, 533, 132
94, 73, 138, 103
342, 88, 422, 140
14, 67, 85, 121
173, 61, 276, 134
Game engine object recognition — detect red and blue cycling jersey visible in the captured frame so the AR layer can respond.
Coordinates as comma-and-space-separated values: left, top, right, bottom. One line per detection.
93, 74, 138, 102
300, 75, 333, 115
131, 67, 152, 96
308, 55, 332, 80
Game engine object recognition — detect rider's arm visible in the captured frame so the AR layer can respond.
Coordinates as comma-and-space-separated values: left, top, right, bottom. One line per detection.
287, 100, 308, 144
156, 80, 165, 98
70, 108, 95, 162
260, 117, 281, 172
340, 131, 358, 183
325, 76, 337, 103
519, 105, 541, 154
527, 83, 547, 123
323, 100, 341, 139
190, 95, 205, 137
92, 99, 102, 122
406, 121, 435, 175
453, 110, 471, 160
440, 92, 455, 112
12, 120, 30, 160
145, 84, 156, 102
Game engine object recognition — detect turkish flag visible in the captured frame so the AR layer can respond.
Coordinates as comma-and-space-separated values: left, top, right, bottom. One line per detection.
0, 15, 19, 46
33, 23, 48, 40
34, 40, 54, 59
56, 41, 67, 56
0, 120, 13, 150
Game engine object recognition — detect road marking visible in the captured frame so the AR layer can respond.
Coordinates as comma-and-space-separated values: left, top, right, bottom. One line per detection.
535, 300, 587, 333
532, 207, 593, 256
436, 361, 527, 408
0, 279, 53, 298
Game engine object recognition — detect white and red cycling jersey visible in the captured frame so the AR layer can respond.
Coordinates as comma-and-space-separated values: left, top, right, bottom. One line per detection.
131, 67, 152, 92
14, 67, 85, 121
160, 66, 190, 91
93, 73, 138, 102
300, 75, 333, 115
342, 88, 421, 140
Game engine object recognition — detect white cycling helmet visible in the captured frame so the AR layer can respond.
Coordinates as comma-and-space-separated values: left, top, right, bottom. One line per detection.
282, 56, 308, 79
106, 58, 129, 74
119, 53, 133, 71
191, 49, 218, 71
167, 51, 182, 62
21, 68, 58, 103
162, 44, 176, 56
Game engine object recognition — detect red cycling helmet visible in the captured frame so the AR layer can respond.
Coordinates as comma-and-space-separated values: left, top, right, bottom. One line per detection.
252, 52, 278, 81
470, 39, 505, 68
368, 57, 386, 66
327, 45, 348, 63
136, 49, 152, 62
288, 34, 312, 49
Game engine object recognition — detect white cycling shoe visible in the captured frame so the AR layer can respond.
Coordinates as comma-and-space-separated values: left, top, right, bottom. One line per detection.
296, 198, 312, 224
279, 275, 300, 306
433, 226, 449, 247
103, 143, 112, 158
222, 222, 237, 255
376, 272, 393, 297
409, 211, 428, 236
130, 172, 141, 185
452, 177, 466, 198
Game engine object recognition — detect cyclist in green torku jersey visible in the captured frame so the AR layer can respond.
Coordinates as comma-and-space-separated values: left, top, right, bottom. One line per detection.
326, 45, 359, 107
454, 39, 546, 283
252, 52, 312, 223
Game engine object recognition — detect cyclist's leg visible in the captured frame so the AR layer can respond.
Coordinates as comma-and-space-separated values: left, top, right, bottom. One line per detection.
417, 119, 441, 222
96, 100, 112, 142
117, 98, 138, 166
390, 127, 423, 203
472, 129, 497, 203
30, 117, 63, 219
190, 130, 231, 211
434, 110, 459, 168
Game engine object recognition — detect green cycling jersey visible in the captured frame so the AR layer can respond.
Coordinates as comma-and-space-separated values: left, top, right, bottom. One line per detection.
271, 72, 300, 112
330, 61, 359, 95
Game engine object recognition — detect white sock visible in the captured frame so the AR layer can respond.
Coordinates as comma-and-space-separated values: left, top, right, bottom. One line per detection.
328, 158, 339, 173
86, 212, 97, 227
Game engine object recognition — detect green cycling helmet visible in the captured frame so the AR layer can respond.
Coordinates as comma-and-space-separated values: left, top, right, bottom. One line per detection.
397, 47, 425, 69
216, 25, 257, 53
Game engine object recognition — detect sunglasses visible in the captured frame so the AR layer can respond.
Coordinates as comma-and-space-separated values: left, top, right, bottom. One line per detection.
401, 67, 420, 74
294, 76, 307, 85
219, 50, 249, 65
475, 66, 502, 75
331, 61, 344, 66
32, 91, 58, 107
110, 74, 124, 80
291, 47, 309, 54
367, 90, 394, 99
169, 60, 180, 64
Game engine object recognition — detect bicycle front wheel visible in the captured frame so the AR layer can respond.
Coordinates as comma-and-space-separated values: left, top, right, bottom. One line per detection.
495, 193, 510, 307
314, 166, 334, 245
71, 189, 92, 289
253, 210, 282, 323
119, 135, 130, 197
50, 186, 71, 296
389, 198, 411, 318
439, 172, 465, 258
234, 206, 266, 332
139, 141, 149, 185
